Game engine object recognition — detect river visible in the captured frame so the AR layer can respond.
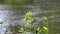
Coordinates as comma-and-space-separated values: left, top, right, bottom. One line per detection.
0, 1, 60, 34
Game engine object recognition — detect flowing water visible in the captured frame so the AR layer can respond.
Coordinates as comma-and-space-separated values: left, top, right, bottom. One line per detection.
0, 0, 60, 34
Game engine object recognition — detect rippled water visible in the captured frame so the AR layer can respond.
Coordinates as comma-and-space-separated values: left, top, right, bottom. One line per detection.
0, 3, 60, 34
0, 4, 44, 34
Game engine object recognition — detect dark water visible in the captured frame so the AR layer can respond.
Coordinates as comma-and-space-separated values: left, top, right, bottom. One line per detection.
0, 0, 60, 34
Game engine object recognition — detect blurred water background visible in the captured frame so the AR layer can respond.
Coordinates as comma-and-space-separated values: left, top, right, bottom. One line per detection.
0, 0, 60, 34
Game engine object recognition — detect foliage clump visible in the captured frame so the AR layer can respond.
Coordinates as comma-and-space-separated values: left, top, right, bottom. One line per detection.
20, 11, 48, 34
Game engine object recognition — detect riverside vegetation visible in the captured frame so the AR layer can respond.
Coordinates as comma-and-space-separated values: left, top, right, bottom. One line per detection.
20, 11, 48, 34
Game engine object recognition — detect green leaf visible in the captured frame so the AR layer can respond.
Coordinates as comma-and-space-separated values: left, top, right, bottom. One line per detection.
28, 11, 32, 16
26, 12, 29, 16
20, 27, 24, 32
26, 11, 32, 17
37, 27, 40, 31
43, 16, 48, 20
26, 21, 31, 26
22, 17, 27, 21
44, 27, 48, 30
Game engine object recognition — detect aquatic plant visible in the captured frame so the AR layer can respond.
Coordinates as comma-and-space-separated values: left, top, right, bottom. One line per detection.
43, 16, 48, 34
20, 11, 48, 34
